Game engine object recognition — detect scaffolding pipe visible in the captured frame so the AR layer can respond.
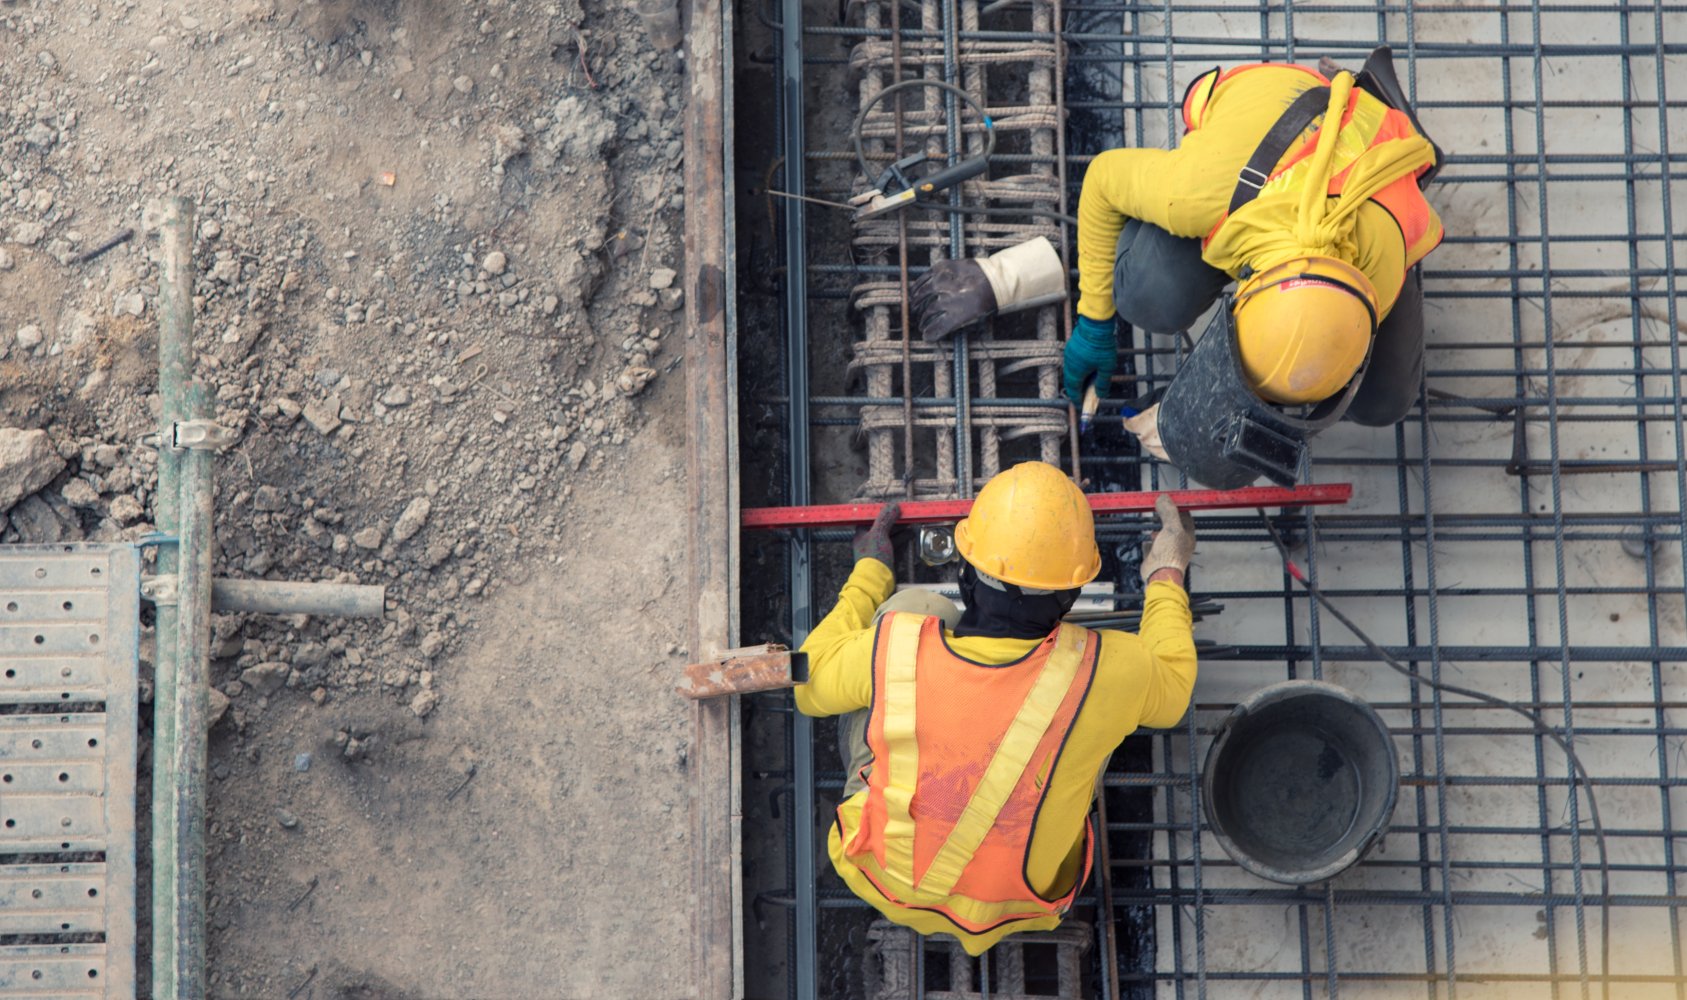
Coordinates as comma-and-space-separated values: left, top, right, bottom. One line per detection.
151, 196, 196, 1000
210, 578, 386, 618
163, 381, 215, 999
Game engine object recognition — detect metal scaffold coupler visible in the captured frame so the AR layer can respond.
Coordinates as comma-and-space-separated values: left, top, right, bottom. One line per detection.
170, 419, 237, 451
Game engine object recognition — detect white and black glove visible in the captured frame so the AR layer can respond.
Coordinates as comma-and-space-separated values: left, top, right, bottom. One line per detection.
909, 237, 1067, 341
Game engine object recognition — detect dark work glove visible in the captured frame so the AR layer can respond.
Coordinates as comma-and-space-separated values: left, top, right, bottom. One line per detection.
852, 502, 902, 567
1063, 314, 1119, 405
910, 259, 997, 342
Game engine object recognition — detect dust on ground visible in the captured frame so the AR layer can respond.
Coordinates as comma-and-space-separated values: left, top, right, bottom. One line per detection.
0, 0, 699, 995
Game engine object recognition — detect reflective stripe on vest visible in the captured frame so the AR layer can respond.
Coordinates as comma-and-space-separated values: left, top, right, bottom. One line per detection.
841, 613, 1098, 933
1189, 65, 1442, 271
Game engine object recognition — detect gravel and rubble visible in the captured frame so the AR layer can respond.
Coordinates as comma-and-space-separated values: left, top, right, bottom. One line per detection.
0, 0, 685, 700
0, 0, 698, 994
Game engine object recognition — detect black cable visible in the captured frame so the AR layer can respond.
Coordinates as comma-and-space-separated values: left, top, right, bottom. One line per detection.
851, 78, 997, 184
849, 80, 1081, 230
1257, 510, 1611, 1000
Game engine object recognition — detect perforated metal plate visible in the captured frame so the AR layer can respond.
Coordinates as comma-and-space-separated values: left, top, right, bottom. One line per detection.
0, 545, 139, 998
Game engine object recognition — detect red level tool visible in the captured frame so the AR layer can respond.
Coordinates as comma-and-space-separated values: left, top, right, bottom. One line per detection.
742, 483, 1352, 530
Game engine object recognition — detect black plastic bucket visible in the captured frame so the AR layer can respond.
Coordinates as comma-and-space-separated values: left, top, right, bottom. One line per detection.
1202, 680, 1399, 884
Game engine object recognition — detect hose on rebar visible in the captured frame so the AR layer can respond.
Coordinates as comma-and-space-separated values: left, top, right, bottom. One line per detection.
1258, 510, 1611, 1000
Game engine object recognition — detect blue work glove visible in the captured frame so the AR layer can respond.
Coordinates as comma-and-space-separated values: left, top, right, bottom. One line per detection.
1063, 314, 1118, 405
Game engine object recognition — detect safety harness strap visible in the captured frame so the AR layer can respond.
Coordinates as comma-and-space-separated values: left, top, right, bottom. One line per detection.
914, 624, 1089, 896
878, 613, 926, 881
1227, 85, 1332, 215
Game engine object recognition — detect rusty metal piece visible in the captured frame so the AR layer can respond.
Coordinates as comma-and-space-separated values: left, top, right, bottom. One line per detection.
678, 644, 808, 700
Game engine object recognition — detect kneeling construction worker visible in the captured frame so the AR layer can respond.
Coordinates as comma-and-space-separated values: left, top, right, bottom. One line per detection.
794, 462, 1197, 954
910, 50, 1443, 486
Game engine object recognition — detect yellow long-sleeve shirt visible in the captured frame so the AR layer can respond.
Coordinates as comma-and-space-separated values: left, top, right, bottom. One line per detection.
795, 559, 1197, 952
1076, 65, 1410, 323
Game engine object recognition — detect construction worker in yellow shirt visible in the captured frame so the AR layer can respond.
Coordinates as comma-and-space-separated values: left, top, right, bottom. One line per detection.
794, 461, 1198, 954
909, 49, 1443, 487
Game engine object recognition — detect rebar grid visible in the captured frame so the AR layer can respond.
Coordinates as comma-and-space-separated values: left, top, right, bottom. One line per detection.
756, 0, 1687, 998
1074, 3, 1687, 997
844, 0, 1075, 501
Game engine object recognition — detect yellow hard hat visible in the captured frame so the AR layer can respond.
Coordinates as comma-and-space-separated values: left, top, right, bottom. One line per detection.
1232, 256, 1379, 405
954, 461, 1101, 590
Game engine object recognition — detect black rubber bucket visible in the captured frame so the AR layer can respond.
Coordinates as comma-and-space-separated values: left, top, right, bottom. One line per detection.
1202, 680, 1399, 884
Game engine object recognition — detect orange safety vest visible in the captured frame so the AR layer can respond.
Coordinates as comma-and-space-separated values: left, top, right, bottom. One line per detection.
836, 612, 1098, 938
1183, 63, 1443, 270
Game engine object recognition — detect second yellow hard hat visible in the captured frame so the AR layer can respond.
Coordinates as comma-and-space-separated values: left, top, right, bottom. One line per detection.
954, 461, 1101, 590
1233, 256, 1379, 405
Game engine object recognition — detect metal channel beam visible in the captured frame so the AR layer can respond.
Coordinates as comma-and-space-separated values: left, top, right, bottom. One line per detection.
778, 0, 818, 993
0, 544, 141, 999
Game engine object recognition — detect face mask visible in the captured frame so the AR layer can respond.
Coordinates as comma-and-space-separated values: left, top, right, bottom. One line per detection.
953, 563, 1081, 641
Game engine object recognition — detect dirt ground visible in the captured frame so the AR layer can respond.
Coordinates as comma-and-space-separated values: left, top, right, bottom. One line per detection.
0, 0, 700, 996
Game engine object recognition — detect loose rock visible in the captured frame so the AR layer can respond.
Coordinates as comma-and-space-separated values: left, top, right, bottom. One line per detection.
649, 267, 676, 290
10, 495, 65, 543
303, 397, 342, 436
15, 324, 41, 350
59, 477, 99, 508
241, 661, 291, 696
208, 688, 231, 728
617, 366, 657, 397
109, 494, 144, 525
0, 428, 67, 513
419, 632, 447, 659
391, 496, 432, 543
409, 688, 439, 718
482, 250, 507, 276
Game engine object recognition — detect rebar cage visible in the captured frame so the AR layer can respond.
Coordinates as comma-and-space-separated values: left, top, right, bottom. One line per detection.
738, 1, 1687, 997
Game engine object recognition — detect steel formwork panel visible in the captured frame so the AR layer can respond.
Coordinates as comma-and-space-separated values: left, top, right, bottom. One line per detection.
0, 545, 139, 1000
745, 1, 1687, 998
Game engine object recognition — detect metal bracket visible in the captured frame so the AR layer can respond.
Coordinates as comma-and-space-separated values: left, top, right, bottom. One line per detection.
917, 525, 958, 566
170, 419, 236, 451
140, 574, 179, 606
